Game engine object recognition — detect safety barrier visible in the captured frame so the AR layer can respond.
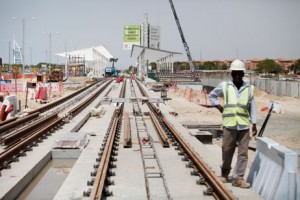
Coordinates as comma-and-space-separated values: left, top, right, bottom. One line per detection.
247, 137, 300, 200
0, 82, 63, 93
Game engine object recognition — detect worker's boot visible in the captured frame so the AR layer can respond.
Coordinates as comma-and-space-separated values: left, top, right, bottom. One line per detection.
220, 176, 228, 183
232, 178, 250, 189
220, 168, 230, 183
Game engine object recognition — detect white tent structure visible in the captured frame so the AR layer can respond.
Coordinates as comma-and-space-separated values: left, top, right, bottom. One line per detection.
57, 45, 113, 78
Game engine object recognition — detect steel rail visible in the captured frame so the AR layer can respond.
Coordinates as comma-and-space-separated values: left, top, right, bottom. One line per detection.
132, 80, 172, 199
149, 111, 170, 147
0, 112, 40, 136
123, 112, 131, 148
0, 117, 17, 127
89, 78, 126, 199
0, 80, 103, 136
121, 80, 131, 148
0, 80, 111, 171
162, 116, 237, 200
0, 116, 63, 170
27, 80, 102, 115
135, 80, 170, 148
89, 112, 119, 199
68, 80, 113, 117
1, 112, 58, 146
135, 79, 236, 199
88, 80, 126, 198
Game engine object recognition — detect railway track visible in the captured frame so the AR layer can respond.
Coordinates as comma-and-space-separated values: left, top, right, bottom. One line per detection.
1, 78, 245, 199
86, 79, 126, 199
136, 80, 237, 199
0, 113, 63, 171
0, 80, 113, 171
0, 80, 102, 135
84, 79, 236, 199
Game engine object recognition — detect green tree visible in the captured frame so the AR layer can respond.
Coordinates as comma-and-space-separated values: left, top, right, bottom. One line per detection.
195, 63, 202, 71
256, 59, 283, 74
181, 62, 190, 70
296, 59, 300, 72
126, 65, 136, 74
271, 65, 284, 74
202, 61, 217, 70
36, 62, 48, 69
289, 59, 300, 74
219, 63, 228, 70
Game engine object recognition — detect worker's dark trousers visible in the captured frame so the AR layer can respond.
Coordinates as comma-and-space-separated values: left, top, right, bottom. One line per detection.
221, 127, 250, 179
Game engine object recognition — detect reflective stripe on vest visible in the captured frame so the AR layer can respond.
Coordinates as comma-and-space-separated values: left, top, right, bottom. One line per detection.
222, 82, 253, 127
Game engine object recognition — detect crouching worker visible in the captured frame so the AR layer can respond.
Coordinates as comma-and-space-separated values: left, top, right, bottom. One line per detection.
208, 59, 257, 189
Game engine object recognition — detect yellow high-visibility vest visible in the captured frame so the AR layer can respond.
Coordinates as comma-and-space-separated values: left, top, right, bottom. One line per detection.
222, 82, 254, 127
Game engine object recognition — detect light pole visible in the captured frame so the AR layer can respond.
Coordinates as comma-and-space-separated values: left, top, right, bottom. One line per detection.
49, 32, 52, 66
42, 31, 59, 69
11, 17, 35, 77
64, 41, 72, 77
109, 58, 118, 77
22, 18, 25, 74
109, 58, 118, 68
30, 47, 32, 66
9, 41, 11, 70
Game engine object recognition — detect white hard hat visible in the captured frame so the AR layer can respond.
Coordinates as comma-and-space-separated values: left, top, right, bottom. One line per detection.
229, 59, 246, 71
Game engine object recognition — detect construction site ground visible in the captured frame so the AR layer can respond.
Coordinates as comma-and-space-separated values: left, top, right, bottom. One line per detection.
1, 77, 300, 175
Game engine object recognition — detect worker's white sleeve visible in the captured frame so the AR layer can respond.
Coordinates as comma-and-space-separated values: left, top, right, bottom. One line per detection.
208, 82, 223, 106
250, 97, 257, 124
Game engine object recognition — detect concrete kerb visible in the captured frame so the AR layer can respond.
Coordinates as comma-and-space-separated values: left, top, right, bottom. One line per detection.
247, 137, 300, 200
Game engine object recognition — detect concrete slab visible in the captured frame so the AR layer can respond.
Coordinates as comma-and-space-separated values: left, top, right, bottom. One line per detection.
108, 146, 147, 200
51, 132, 90, 159
153, 142, 212, 200
53, 104, 116, 199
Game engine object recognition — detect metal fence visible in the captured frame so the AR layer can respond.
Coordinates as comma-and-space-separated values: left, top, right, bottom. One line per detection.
201, 72, 300, 99
147, 71, 300, 99
254, 78, 300, 99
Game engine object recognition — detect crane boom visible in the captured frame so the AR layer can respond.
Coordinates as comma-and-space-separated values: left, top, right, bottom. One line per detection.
168, 0, 195, 72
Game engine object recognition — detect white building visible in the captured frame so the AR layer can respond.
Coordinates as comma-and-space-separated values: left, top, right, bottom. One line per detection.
57, 45, 113, 78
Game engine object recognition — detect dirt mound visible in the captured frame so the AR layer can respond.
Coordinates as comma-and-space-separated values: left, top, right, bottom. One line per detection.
66, 77, 93, 83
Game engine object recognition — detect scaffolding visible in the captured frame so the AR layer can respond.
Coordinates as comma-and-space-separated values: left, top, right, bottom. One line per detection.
67, 55, 85, 77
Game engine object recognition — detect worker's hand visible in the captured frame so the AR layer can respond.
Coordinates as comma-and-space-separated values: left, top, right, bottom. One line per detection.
252, 124, 257, 137
216, 105, 223, 113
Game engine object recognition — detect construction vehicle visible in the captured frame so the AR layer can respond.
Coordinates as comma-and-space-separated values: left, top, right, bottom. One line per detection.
104, 66, 116, 77
168, 0, 195, 73
105, 58, 119, 77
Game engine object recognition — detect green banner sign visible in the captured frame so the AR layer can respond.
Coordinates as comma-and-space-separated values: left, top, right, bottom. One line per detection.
123, 25, 141, 42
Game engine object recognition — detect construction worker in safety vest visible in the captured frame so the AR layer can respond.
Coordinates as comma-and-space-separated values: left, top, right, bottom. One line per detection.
208, 59, 257, 189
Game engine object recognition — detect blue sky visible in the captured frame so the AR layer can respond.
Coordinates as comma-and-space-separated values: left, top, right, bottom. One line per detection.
1, 0, 300, 70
